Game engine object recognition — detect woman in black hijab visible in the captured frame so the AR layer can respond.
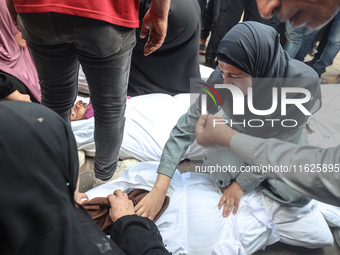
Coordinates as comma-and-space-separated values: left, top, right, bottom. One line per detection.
214, 21, 321, 138
0, 101, 169, 255
202, 21, 322, 217
135, 21, 322, 221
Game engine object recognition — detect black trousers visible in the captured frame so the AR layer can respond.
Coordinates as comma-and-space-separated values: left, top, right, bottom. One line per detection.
214, 0, 271, 54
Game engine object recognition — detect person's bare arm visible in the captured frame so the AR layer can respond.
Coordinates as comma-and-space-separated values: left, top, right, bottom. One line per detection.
140, 0, 170, 56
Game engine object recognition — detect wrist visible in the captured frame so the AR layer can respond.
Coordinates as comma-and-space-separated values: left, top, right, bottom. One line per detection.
233, 180, 245, 191
153, 173, 171, 194
150, 0, 170, 19
114, 212, 136, 222
224, 130, 239, 148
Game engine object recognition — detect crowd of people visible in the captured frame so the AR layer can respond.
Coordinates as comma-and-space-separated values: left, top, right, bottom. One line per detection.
1, 0, 340, 254
199, 0, 340, 79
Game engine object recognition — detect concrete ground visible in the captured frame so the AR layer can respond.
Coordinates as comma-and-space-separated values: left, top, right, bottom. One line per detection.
79, 45, 340, 255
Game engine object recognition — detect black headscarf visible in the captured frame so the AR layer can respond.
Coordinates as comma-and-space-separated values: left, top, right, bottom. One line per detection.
0, 101, 123, 255
213, 21, 321, 138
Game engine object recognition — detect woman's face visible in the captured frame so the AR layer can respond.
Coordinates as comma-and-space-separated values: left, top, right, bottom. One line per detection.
218, 61, 252, 95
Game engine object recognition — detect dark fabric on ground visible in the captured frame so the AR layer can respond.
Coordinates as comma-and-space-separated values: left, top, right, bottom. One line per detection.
83, 189, 170, 234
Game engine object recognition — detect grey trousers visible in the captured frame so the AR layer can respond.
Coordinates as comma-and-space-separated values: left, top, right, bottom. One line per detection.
19, 12, 136, 180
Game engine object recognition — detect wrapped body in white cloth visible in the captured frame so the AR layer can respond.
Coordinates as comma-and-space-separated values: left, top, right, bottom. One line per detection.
85, 162, 335, 255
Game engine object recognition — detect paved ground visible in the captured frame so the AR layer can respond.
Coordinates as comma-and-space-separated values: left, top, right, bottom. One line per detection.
79, 45, 340, 255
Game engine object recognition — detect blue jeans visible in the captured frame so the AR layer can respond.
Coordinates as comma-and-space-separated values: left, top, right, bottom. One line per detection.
18, 13, 136, 180
271, 15, 281, 33
295, 29, 319, 61
313, 11, 340, 76
284, 21, 318, 59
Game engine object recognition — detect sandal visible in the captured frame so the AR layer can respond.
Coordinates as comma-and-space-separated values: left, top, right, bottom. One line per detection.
320, 77, 329, 84
199, 44, 206, 55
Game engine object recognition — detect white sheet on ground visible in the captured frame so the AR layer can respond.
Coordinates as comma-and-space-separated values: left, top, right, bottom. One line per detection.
85, 162, 333, 255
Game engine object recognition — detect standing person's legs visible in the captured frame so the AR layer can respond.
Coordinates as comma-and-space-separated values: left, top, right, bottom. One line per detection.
312, 12, 340, 76
201, 0, 214, 39
17, 13, 79, 123
205, 0, 220, 61
243, 0, 271, 25
19, 13, 136, 181
295, 29, 319, 61
69, 16, 136, 181
284, 21, 307, 59
310, 19, 335, 63
197, 0, 208, 19
200, 0, 214, 55
214, 0, 245, 56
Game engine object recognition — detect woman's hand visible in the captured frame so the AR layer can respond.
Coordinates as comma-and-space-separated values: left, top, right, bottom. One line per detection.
107, 189, 135, 222
135, 173, 171, 220
14, 32, 26, 48
135, 187, 166, 220
75, 193, 89, 204
218, 181, 244, 217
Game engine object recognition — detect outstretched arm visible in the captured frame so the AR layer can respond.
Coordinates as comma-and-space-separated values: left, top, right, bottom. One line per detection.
136, 95, 205, 220
195, 113, 340, 207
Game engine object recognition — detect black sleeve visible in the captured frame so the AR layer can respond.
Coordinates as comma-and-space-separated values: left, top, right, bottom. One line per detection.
0, 71, 16, 99
110, 215, 171, 255
0, 71, 31, 100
